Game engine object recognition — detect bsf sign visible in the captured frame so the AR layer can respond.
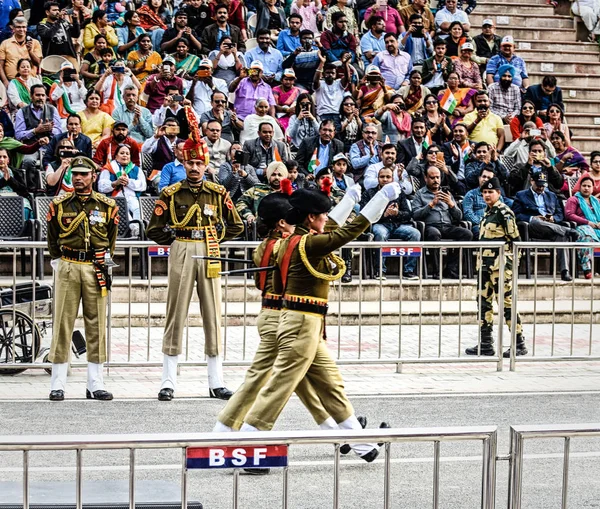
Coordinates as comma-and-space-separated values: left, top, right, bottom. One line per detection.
148, 246, 170, 257
186, 445, 288, 469
381, 246, 422, 258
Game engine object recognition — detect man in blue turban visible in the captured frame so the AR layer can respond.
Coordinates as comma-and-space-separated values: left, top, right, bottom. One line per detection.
487, 63, 521, 123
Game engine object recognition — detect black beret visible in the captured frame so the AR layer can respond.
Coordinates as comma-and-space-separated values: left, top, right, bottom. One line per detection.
257, 193, 292, 224
315, 167, 333, 180
288, 188, 332, 217
481, 177, 502, 191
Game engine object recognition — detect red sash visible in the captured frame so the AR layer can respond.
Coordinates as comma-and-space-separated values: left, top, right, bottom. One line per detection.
279, 234, 302, 292
257, 238, 277, 293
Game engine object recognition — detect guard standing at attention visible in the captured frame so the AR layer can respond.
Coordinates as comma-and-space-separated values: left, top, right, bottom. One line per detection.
146, 136, 245, 401
465, 177, 528, 358
47, 156, 119, 402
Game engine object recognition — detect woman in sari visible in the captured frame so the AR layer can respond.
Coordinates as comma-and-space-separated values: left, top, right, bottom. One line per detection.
0, 147, 33, 219
7, 59, 42, 112
240, 98, 285, 145
374, 94, 412, 144
543, 103, 571, 145
565, 176, 600, 279
550, 130, 589, 195
81, 35, 114, 87
127, 33, 163, 86
171, 37, 200, 78
272, 69, 301, 132
438, 72, 476, 123
573, 152, 600, 197
453, 42, 482, 90
79, 90, 115, 148
356, 66, 394, 120
398, 70, 431, 115
137, 0, 170, 49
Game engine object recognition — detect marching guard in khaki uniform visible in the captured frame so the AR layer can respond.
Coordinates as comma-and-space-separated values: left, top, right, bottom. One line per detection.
47, 156, 118, 401
146, 137, 244, 401
239, 179, 401, 462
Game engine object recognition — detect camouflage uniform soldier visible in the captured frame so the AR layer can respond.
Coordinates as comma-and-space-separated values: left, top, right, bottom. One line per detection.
465, 177, 528, 358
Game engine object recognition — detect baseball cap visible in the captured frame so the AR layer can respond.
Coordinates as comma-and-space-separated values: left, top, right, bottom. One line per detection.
365, 64, 381, 75
113, 121, 128, 130
501, 35, 515, 45
250, 60, 264, 70
461, 42, 474, 51
482, 18, 494, 26
531, 168, 548, 185
333, 153, 349, 163
60, 61, 75, 71
282, 68, 296, 78
199, 58, 213, 69
163, 56, 176, 65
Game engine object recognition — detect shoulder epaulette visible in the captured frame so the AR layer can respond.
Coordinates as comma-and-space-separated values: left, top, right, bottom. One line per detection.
52, 192, 73, 205
204, 180, 227, 194
93, 192, 116, 207
164, 182, 183, 196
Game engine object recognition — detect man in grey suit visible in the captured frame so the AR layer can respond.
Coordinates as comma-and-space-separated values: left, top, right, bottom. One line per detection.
242, 122, 291, 182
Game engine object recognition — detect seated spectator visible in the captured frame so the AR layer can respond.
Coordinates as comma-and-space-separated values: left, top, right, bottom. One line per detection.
0, 147, 32, 218
463, 91, 505, 150
200, 91, 238, 144
83, 9, 118, 56
152, 86, 196, 139
98, 143, 147, 221
291, 0, 321, 34
437, 72, 475, 123
464, 141, 508, 190
45, 138, 79, 196
287, 93, 320, 150
0, 123, 48, 186
325, 0, 358, 36
85, 47, 115, 89
407, 143, 459, 192
509, 139, 564, 195
372, 33, 412, 91
243, 122, 291, 180
218, 142, 260, 201
412, 165, 473, 278
565, 176, 600, 279
435, 0, 470, 35
444, 21, 467, 58
296, 119, 343, 177
473, 19, 501, 72
487, 64, 521, 124
255, 0, 288, 42
349, 124, 382, 181
0, 16, 42, 89
117, 11, 146, 57
137, 0, 169, 50
240, 98, 285, 145
320, 11, 358, 64
462, 166, 507, 236
399, 0, 435, 37
286, 159, 305, 189
453, 42, 482, 90
276, 13, 302, 58
236, 161, 288, 224
503, 121, 555, 172
272, 69, 301, 132
360, 16, 387, 67
171, 37, 201, 81
486, 36, 529, 91
38, 2, 80, 69
143, 57, 184, 113
158, 140, 185, 192
442, 122, 471, 189
550, 131, 588, 192
313, 57, 350, 132
126, 34, 163, 87
512, 168, 577, 281
364, 143, 414, 195
95, 60, 141, 115
230, 60, 276, 121
81, 34, 111, 83
510, 100, 544, 142
524, 75, 564, 121
201, 4, 245, 55
208, 0, 247, 40
245, 29, 284, 83
398, 70, 431, 115
333, 96, 360, 152
396, 116, 428, 165
49, 62, 87, 125
570, 0, 600, 43
365, 4, 403, 35
282, 29, 321, 92
188, 58, 228, 116
7, 58, 42, 112
142, 118, 184, 185
423, 94, 451, 145
93, 122, 142, 167
42, 114, 92, 169
374, 95, 412, 145
357, 66, 395, 120
208, 36, 245, 85
400, 14, 433, 67
203, 119, 231, 177
572, 151, 600, 197
543, 103, 571, 145
113, 86, 154, 145
421, 38, 453, 95
331, 153, 354, 192
160, 10, 202, 55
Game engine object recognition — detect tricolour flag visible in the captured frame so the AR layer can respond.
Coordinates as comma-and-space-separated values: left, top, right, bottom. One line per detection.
422, 131, 432, 150
439, 89, 458, 114
307, 148, 320, 174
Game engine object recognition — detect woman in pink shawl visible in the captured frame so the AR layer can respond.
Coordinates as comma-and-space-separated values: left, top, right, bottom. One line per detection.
272, 69, 302, 132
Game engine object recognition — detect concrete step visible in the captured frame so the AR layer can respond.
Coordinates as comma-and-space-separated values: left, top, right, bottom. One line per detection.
564, 112, 600, 125
570, 136, 600, 152
562, 87, 600, 101
474, 2, 557, 14
528, 71, 600, 87
564, 98, 600, 114
526, 59, 600, 76
469, 12, 575, 29
518, 49, 600, 62
489, 26, 576, 41
516, 39, 600, 52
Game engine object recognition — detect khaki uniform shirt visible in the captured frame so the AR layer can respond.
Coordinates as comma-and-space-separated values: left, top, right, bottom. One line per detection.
479, 200, 521, 258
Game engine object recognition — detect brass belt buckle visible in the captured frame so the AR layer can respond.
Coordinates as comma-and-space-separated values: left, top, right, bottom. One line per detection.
191, 229, 202, 240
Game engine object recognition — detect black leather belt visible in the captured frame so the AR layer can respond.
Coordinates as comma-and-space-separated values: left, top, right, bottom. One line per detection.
175, 229, 205, 240
283, 299, 328, 316
61, 247, 105, 263
262, 296, 282, 310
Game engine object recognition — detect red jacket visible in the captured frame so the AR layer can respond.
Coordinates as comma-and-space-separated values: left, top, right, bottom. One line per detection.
93, 136, 141, 167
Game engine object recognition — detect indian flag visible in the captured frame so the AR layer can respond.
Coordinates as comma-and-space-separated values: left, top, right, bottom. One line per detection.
439, 89, 458, 114
307, 148, 320, 174
422, 132, 432, 150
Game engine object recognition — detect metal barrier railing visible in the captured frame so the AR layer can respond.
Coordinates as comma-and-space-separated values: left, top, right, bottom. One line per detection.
508, 423, 600, 509
0, 425, 499, 509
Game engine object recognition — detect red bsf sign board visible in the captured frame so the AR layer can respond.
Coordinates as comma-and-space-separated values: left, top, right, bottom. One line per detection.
186, 445, 288, 469
381, 246, 422, 258
148, 246, 171, 257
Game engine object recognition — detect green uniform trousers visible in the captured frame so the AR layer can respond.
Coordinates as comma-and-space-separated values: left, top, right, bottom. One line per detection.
162, 240, 221, 357
478, 255, 522, 335
218, 309, 330, 430
49, 260, 107, 364
245, 310, 354, 431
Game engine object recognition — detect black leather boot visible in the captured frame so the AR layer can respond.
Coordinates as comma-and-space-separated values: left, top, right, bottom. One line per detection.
465, 329, 495, 356
503, 335, 528, 358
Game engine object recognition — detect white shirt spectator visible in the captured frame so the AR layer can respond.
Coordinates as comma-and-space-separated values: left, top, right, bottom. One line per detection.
315, 79, 346, 116
363, 162, 413, 195
191, 77, 229, 117
204, 136, 232, 174
434, 7, 470, 32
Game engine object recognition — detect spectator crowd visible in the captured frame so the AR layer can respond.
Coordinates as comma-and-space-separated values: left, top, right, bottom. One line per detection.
0, 0, 598, 281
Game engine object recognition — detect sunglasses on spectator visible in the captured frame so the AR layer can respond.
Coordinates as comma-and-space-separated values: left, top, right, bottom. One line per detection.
206, 128, 221, 132
592, 159, 600, 164
429, 150, 440, 154
425, 101, 438, 105
214, 100, 227, 104
522, 106, 534, 110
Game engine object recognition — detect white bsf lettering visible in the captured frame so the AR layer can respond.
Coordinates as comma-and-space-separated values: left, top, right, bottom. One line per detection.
208, 447, 269, 466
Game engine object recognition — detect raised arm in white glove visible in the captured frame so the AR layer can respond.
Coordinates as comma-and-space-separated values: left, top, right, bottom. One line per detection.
360, 182, 401, 223
328, 184, 362, 226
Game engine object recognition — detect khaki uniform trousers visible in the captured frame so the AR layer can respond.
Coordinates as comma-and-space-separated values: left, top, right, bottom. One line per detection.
162, 240, 221, 357
49, 260, 107, 364
245, 310, 354, 431
218, 309, 330, 430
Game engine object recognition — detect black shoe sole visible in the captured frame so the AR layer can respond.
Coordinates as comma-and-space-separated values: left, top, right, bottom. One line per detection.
86, 389, 113, 401
340, 416, 367, 455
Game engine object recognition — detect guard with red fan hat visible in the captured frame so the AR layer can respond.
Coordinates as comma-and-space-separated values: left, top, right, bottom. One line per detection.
146, 137, 244, 402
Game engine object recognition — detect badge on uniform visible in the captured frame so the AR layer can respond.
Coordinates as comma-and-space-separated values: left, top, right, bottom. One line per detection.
89, 209, 106, 226
203, 204, 216, 217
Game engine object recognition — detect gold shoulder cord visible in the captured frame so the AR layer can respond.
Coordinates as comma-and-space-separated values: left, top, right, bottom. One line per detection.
298, 235, 346, 282
57, 203, 88, 237
169, 199, 200, 228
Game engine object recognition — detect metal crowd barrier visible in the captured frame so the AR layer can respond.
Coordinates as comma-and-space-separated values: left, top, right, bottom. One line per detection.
0, 425, 499, 509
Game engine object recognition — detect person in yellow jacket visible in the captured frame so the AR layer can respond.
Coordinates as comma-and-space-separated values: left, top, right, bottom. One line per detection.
83, 10, 119, 55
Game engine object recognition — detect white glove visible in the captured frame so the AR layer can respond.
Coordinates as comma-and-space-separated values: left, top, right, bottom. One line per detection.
380, 182, 401, 201
51, 259, 59, 271
346, 184, 362, 204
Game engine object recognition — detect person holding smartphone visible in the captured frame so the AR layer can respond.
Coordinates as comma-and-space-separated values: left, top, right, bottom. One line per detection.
94, 59, 141, 115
